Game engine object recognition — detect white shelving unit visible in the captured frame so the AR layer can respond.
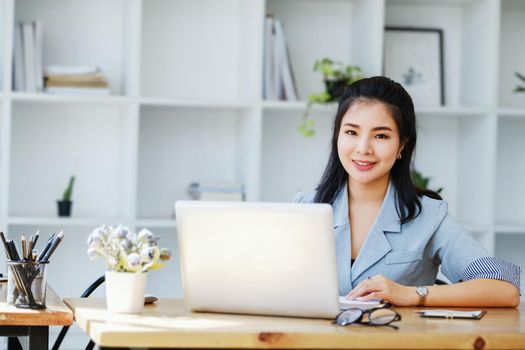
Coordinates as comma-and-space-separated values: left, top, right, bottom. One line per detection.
0, 0, 522, 321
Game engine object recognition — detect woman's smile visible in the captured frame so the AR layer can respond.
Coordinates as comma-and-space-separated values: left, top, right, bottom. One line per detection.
352, 159, 376, 171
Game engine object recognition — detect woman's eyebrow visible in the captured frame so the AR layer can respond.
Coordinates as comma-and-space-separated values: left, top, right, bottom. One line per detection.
342, 123, 393, 132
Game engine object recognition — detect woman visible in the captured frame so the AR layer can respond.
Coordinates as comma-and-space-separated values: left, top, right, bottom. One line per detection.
295, 76, 520, 307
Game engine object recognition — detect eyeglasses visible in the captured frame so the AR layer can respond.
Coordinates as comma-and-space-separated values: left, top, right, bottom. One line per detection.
334, 303, 401, 329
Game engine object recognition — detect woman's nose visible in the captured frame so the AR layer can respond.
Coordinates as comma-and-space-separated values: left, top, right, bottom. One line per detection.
356, 136, 372, 155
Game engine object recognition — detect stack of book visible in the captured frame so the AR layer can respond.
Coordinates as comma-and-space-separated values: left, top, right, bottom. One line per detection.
263, 15, 298, 101
44, 66, 110, 95
188, 182, 245, 201
13, 21, 44, 92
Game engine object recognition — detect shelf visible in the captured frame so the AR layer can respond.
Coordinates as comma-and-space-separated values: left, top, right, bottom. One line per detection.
134, 219, 177, 229
140, 97, 253, 110
495, 224, 525, 235
10, 92, 131, 106
497, 108, 525, 118
7, 217, 128, 227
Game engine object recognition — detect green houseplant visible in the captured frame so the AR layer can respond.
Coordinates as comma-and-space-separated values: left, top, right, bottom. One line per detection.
514, 72, 525, 92
411, 169, 443, 194
57, 175, 75, 217
299, 58, 363, 137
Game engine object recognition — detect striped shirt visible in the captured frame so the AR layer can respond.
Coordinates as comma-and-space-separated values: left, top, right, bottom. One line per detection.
461, 257, 521, 291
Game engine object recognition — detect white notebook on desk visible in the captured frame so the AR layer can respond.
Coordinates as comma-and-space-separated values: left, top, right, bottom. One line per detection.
339, 296, 382, 310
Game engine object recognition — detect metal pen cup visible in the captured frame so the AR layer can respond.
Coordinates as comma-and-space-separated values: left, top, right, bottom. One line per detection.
6, 260, 48, 309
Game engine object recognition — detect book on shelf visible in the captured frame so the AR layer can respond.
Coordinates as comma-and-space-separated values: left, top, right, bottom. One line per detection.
45, 65, 100, 75
44, 87, 110, 95
263, 15, 298, 101
13, 21, 44, 92
34, 21, 44, 91
263, 15, 275, 100
22, 23, 36, 92
13, 24, 24, 91
44, 65, 110, 95
188, 182, 245, 202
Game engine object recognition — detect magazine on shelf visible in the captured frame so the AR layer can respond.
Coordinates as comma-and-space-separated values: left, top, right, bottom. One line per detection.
187, 182, 245, 202
263, 16, 298, 101
34, 20, 44, 91
22, 23, 36, 92
13, 24, 24, 91
13, 21, 45, 92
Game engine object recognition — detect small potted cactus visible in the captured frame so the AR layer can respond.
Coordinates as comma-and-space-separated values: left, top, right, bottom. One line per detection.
57, 175, 75, 217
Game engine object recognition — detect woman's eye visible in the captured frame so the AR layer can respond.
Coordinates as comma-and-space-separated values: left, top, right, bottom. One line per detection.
345, 130, 357, 135
375, 134, 389, 139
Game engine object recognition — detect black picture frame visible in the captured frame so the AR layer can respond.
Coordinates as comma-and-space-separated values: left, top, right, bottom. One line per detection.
383, 27, 445, 106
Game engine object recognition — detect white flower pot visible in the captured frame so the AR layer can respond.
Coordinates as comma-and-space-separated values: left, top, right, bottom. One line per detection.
105, 271, 148, 314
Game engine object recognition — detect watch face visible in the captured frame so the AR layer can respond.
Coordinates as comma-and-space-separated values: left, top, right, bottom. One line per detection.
417, 286, 428, 297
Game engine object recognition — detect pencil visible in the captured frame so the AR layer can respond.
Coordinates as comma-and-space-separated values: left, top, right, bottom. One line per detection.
21, 234, 27, 260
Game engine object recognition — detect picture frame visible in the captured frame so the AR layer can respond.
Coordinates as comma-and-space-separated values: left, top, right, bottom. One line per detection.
383, 27, 445, 106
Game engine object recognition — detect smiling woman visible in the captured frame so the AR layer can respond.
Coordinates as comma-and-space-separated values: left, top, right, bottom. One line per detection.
294, 76, 521, 308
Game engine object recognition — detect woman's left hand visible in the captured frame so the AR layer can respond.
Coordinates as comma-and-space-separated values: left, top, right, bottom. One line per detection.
345, 274, 418, 306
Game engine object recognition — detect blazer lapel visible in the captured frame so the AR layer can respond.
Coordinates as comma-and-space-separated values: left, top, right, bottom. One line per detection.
331, 185, 353, 295
351, 182, 401, 283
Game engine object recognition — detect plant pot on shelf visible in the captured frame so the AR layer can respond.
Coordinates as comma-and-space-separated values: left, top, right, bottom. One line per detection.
105, 271, 148, 314
57, 200, 72, 217
324, 79, 348, 101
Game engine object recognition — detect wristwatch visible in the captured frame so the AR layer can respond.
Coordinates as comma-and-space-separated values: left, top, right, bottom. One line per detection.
416, 286, 428, 306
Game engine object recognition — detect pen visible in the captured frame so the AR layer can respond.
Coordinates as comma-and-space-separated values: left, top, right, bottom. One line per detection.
0, 232, 13, 260
32, 230, 40, 249
40, 230, 64, 262
37, 232, 56, 261
8, 240, 21, 261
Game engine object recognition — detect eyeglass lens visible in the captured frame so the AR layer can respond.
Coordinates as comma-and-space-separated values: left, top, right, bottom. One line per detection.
337, 308, 398, 326
337, 309, 362, 325
369, 308, 397, 325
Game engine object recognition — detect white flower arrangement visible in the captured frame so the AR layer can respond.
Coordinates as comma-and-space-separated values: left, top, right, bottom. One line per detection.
87, 224, 171, 272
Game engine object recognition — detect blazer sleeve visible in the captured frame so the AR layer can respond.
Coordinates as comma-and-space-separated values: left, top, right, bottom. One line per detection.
428, 201, 521, 290
293, 191, 316, 203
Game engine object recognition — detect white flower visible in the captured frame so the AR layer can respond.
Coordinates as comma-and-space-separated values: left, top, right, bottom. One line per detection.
140, 246, 158, 262
137, 229, 156, 244
87, 247, 99, 260
87, 225, 170, 273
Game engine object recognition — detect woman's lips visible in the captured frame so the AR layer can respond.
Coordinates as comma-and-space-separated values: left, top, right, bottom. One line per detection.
352, 160, 376, 171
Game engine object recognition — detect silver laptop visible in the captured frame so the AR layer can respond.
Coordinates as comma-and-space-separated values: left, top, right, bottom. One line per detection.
175, 201, 340, 319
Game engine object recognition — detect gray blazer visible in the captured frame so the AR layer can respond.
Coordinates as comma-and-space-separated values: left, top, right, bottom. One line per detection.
294, 183, 491, 296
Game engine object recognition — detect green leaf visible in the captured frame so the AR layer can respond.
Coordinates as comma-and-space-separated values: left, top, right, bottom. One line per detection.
515, 71, 525, 83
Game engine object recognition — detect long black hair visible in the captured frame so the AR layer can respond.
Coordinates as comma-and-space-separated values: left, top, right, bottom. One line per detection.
314, 76, 441, 224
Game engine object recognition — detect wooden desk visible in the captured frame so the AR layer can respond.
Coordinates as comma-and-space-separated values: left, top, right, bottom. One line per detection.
0, 282, 73, 350
65, 298, 525, 349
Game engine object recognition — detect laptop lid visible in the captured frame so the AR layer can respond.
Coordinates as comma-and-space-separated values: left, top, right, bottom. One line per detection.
175, 200, 340, 319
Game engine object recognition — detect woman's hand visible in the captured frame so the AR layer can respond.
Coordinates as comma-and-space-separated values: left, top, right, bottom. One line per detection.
345, 274, 418, 306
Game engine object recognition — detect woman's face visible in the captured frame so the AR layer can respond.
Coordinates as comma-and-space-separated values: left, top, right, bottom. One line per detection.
337, 101, 404, 187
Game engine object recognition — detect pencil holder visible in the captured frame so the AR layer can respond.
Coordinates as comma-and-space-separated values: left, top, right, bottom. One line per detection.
6, 260, 48, 309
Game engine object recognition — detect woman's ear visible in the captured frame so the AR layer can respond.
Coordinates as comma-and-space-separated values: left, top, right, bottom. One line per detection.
398, 140, 407, 156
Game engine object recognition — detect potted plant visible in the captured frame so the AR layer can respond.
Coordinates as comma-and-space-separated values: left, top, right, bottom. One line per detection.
411, 169, 443, 194
87, 225, 171, 314
299, 58, 364, 137
57, 175, 75, 217
514, 72, 525, 92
